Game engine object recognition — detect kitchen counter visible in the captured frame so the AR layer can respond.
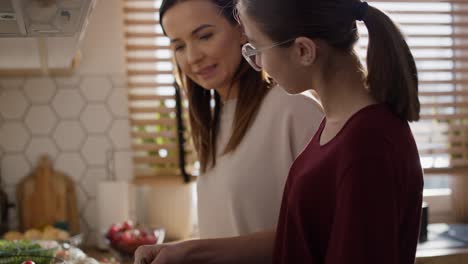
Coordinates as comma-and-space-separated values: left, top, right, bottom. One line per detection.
416, 223, 468, 264
83, 247, 131, 264
417, 248, 468, 264
84, 224, 468, 264
83, 246, 468, 264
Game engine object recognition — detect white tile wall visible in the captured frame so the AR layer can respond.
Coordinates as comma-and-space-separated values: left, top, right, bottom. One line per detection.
25, 106, 58, 135
80, 77, 112, 102
80, 105, 113, 133
25, 137, 59, 164
0, 75, 132, 245
52, 89, 85, 118
53, 121, 86, 151
82, 168, 107, 199
107, 88, 129, 118
82, 136, 112, 166
0, 89, 29, 120
0, 78, 25, 88
0, 122, 30, 152
24, 78, 56, 104
54, 76, 81, 88
114, 151, 134, 182
55, 154, 86, 185
1, 154, 30, 186
109, 120, 131, 149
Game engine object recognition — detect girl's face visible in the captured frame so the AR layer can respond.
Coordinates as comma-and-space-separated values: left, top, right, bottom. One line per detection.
162, 0, 246, 97
236, 2, 314, 94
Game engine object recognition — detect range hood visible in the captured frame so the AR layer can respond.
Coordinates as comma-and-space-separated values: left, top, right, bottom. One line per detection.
0, 0, 97, 74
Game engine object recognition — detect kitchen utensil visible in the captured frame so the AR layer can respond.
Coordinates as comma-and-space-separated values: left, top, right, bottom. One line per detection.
16, 155, 80, 234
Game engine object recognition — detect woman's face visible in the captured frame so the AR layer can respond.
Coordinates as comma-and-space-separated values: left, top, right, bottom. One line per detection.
162, 0, 245, 97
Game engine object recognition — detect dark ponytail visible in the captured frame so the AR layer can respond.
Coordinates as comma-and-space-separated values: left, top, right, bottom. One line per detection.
363, 5, 420, 121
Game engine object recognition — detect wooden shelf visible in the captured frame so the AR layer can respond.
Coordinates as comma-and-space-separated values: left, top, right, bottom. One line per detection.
0, 51, 81, 77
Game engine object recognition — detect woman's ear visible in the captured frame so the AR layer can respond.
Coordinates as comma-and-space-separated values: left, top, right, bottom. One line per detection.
238, 25, 248, 45
293, 37, 317, 66
240, 33, 248, 45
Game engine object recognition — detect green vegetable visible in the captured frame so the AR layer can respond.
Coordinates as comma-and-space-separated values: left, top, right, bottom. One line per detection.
0, 240, 58, 264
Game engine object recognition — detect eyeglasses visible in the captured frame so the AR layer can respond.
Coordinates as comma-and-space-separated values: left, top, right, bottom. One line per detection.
241, 39, 295, 71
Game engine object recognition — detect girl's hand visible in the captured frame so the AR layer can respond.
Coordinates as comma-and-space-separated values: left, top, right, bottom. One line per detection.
134, 242, 187, 264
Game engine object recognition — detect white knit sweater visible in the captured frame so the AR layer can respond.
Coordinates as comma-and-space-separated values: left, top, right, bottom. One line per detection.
197, 86, 323, 238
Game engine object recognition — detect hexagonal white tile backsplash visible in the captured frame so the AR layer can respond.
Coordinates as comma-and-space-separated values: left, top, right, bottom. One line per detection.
53, 121, 86, 151
54, 152, 87, 182
0, 89, 29, 120
54, 76, 81, 88
0, 122, 30, 152
25, 137, 59, 164
109, 120, 131, 149
80, 105, 113, 133
82, 136, 112, 166
1, 154, 31, 186
24, 78, 57, 103
0, 78, 25, 88
81, 168, 107, 199
80, 77, 112, 102
108, 88, 129, 118
0, 75, 132, 244
52, 89, 85, 118
25, 106, 58, 135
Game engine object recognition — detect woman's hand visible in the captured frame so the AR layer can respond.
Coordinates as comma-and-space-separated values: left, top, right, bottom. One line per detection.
133, 229, 275, 264
134, 242, 187, 264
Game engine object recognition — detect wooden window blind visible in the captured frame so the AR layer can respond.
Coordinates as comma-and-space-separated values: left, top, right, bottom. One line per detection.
359, 0, 468, 173
124, 0, 468, 177
124, 0, 197, 183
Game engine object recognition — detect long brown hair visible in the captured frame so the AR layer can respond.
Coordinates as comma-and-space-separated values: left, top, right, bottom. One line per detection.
160, 0, 271, 172
239, 0, 419, 121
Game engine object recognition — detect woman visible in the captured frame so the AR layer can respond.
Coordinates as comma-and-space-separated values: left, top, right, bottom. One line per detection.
135, 0, 423, 263
157, 0, 321, 243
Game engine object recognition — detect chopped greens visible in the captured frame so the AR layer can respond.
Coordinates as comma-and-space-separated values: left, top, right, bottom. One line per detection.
0, 240, 57, 264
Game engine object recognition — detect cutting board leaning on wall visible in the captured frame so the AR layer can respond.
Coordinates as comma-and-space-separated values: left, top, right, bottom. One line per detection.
16, 155, 80, 234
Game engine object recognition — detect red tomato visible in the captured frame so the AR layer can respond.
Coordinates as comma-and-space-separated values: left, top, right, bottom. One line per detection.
106, 223, 122, 239
120, 230, 134, 244
143, 234, 157, 244
122, 220, 133, 231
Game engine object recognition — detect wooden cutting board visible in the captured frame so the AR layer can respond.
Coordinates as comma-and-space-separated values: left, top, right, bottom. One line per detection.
16, 155, 80, 234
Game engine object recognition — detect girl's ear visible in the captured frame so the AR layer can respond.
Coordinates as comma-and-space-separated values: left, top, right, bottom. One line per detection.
293, 37, 317, 66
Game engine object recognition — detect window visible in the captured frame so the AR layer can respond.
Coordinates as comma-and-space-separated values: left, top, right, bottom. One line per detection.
123, 0, 196, 183
362, 0, 468, 221
124, 0, 465, 220
359, 1, 468, 174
